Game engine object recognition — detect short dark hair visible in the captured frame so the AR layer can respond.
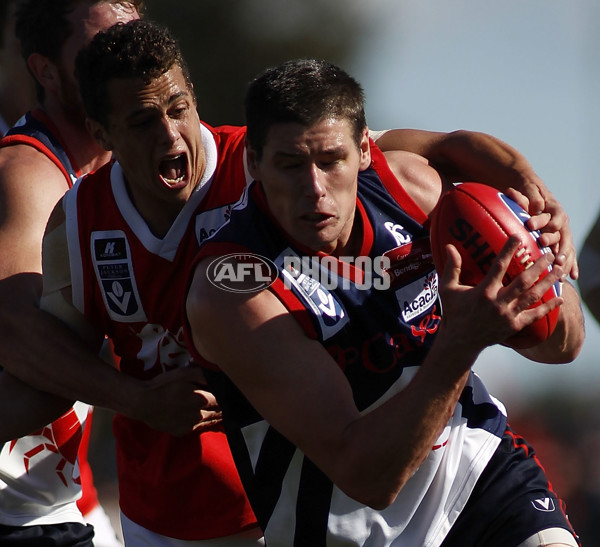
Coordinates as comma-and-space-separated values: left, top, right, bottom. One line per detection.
14, 0, 143, 102
244, 58, 367, 160
75, 19, 193, 127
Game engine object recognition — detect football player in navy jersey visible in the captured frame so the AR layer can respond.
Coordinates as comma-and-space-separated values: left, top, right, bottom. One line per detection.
185, 59, 584, 547
0, 16, 581, 547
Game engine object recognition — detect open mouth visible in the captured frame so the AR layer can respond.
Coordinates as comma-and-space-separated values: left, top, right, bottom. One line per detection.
302, 212, 333, 224
159, 154, 187, 186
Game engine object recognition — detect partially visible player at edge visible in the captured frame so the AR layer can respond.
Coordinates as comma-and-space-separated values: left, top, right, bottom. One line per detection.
0, 1, 140, 546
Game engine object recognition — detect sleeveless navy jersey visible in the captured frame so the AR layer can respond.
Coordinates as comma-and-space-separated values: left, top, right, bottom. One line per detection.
0, 109, 93, 525
188, 146, 508, 546
2, 109, 80, 185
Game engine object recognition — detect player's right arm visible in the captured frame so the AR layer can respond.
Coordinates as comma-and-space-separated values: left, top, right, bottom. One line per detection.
186, 239, 562, 509
0, 143, 215, 435
37, 198, 220, 435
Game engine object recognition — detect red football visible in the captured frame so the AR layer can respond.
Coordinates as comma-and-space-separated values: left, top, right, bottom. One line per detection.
429, 182, 561, 348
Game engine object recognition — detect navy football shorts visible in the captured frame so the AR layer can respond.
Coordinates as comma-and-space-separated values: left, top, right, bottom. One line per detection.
441, 424, 580, 547
0, 522, 94, 546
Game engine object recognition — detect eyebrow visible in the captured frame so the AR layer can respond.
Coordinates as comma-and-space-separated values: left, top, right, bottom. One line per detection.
124, 91, 191, 122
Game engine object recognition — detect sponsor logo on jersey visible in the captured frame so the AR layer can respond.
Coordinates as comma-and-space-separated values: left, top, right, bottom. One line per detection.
395, 272, 439, 322
276, 248, 348, 340
194, 189, 249, 244
91, 230, 147, 322
384, 238, 434, 286
206, 253, 278, 293
531, 497, 556, 512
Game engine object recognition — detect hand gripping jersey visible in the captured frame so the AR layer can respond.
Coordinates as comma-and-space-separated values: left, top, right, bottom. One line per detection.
187, 144, 508, 547
0, 109, 95, 526
62, 123, 256, 539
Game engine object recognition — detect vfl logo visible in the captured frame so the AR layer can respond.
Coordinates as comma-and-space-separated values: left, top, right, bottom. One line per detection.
91, 231, 146, 322
195, 190, 249, 244
206, 253, 278, 293
276, 248, 348, 340
531, 497, 556, 512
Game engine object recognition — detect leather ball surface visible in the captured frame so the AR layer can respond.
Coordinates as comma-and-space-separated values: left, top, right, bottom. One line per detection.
429, 182, 560, 348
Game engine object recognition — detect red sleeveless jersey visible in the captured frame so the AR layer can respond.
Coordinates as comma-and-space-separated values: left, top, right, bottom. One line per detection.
63, 123, 256, 539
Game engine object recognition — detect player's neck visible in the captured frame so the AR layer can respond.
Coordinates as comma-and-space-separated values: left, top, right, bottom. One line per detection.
40, 101, 112, 175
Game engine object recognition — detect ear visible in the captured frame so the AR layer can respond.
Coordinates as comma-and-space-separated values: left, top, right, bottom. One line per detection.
245, 144, 260, 180
359, 127, 371, 171
27, 53, 58, 93
86, 118, 113, 151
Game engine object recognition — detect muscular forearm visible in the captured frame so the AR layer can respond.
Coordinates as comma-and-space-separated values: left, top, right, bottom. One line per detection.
0, 287, 144, 416
340, 335, 473, 509
517, 281, 584, 364
377, 129, 540, 188
0, 372, 74, 442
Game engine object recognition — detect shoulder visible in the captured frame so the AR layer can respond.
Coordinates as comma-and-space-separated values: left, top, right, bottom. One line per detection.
0, 144, 71, 262
0, 143, 71, 195
381, 150, 451, 216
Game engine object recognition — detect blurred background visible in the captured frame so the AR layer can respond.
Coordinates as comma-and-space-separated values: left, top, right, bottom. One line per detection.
89, 0, 600, 543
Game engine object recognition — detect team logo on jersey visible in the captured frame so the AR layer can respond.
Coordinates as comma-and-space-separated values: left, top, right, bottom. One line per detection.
91, 231, 147, 322
395, 271, 439, 322
276, 248, 348, 340
531, 497, 556, 512
384, 221, 411, 247
136, 324, 190, 373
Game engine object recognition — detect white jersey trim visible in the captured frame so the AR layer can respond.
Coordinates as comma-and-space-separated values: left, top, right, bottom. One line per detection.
110, 124, 218, 261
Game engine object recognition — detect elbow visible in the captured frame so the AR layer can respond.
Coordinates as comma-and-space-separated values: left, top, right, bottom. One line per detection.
332, 458, 411, 511
555, 327, 585, 364
338, 478, 406, 511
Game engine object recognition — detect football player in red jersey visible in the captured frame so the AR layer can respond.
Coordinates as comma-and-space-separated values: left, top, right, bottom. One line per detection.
3, 17, 580, 547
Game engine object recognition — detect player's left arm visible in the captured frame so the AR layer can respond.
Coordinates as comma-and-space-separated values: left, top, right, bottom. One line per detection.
514, 280, 584, 364
381, 148, 584, 366
372, 128, 577, 280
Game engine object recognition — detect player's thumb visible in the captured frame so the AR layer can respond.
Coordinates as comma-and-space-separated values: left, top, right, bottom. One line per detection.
442, 244, 462, 285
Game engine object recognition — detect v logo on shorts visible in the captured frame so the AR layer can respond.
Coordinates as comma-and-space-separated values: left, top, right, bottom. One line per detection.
531, 498, 556, 512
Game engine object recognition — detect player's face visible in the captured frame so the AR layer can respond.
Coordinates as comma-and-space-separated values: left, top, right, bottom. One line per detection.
56, 1, 139, 123
248, 117, 371, 255
94, 65, 205, 236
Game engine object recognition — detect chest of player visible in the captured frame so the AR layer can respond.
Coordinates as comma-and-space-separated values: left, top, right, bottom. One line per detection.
235, 173, 443, 410
79, 219, 200, 379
